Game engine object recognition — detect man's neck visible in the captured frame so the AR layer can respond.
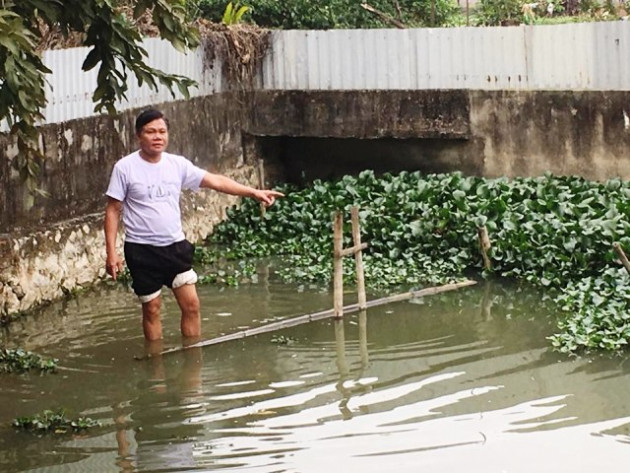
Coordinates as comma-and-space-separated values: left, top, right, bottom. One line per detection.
139, 149, 162, 163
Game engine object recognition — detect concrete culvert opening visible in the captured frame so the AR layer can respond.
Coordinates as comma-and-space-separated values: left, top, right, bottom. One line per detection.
251, 135, 479, 186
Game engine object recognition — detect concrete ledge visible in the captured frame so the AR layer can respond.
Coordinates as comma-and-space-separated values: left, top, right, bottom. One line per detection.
248, 90, 471, 139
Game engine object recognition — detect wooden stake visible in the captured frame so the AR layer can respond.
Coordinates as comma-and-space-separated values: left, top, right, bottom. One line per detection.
257, 159, 266, 217
614, 242, 630, 275
351, 206, 367, 310
334, 320, 349, 377
333, 211, 344, 318
481, 281, 493, 321
478, 226, 492, 270
358, 310, 369, 368
135, 280, 477, 359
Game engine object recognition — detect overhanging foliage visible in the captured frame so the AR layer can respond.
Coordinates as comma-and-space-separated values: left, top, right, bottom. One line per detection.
0, 0, 200, 193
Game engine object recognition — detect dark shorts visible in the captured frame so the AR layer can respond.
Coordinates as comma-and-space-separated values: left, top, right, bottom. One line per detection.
124, 240, 195, 296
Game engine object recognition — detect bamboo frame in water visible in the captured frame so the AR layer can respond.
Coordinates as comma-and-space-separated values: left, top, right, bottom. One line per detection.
333, 207, 369, 318
136, 279, 477, 359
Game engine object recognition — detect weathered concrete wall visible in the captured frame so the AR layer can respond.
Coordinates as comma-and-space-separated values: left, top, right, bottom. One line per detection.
471, 90, 630, 180
2, 88, 630, 319
246, 90, 630, 183
248, 90, 471, 140
0, 175, 254, 318
0, 94, 261, 319
0, 95, 252, 232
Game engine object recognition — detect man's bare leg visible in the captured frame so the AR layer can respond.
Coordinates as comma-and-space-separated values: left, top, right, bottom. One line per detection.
144, 339, 166, 392
142, 296, 163, 340
173, 283, 201, 338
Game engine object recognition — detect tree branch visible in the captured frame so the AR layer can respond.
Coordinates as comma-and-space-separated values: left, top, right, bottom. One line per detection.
360, 3, 406, 28
393, 0, 403, 21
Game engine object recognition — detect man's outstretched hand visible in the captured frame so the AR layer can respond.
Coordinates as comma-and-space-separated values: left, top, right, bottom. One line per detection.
254, 189, 285, 207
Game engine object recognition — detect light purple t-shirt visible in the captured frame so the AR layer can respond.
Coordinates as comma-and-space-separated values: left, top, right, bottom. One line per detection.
106, 151, 207, 246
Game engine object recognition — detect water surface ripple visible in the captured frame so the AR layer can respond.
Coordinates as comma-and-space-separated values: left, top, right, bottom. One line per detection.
1, 279, 630, 472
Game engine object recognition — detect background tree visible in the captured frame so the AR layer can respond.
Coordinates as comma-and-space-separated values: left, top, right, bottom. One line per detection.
195, 0, 462, 30
0, 0, 200, 193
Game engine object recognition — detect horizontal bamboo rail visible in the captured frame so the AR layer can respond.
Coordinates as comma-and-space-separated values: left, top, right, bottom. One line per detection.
340, 242, 368, 258
136, 279, 477, 359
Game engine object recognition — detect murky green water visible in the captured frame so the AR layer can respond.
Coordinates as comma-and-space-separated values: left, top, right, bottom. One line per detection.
2, 274, 630, 472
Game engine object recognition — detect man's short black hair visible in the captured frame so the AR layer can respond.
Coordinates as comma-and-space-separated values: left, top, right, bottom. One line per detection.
135, 108, 167, 134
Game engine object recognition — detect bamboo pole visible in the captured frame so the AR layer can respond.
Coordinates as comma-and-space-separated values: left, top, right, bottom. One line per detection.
358, 310, 369, 368
334, 319, 349, 377
481, 281, 493, 321
257, 159, 266, 217
333, 211, 344, 318
478, 226, 492, 270
340, 243, 368, 257
341, 243, 368, 256
135, 279, 477, 359
614, 242, 630, 275
351, 206, 367, 310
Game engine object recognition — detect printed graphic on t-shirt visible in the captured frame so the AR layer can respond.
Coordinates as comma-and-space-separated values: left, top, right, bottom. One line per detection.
128, 181, 180, 202
147, 183, 177, 200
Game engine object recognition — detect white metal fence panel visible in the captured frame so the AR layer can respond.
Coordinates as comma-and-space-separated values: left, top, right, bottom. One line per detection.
2, 21, 629, 130
261, 22, 630, 91
38, 38, 222, 128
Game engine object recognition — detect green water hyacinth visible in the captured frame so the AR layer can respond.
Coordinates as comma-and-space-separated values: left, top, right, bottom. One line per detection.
0, 348, 58, 374
13, 408, 100, 434
208, 170, 630, 354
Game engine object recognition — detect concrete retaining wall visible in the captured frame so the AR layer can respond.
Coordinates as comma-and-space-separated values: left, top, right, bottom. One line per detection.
0, 94, 263, 319
246, 89, 630, 183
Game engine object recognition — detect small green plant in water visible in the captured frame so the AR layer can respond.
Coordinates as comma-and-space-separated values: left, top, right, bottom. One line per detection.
271, 335, 297, 345
0, 348, 58, 374
115, 267, 133, 287
194, 245, 219, 264
222, 2, 249, 25
197, 259, 257, 287
13, 408, 100, 434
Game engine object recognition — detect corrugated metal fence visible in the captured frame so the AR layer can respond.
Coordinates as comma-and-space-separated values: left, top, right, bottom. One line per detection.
7, 21, 630, 129
262, 22, 630, 91
41, 38, 222, 126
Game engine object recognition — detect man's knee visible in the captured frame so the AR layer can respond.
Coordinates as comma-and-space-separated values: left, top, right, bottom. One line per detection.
181, 295, 200, 317
142, 297, 162, 321
172, 272, 200, 317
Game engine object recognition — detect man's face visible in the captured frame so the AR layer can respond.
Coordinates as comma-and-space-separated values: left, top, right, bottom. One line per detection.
138, 118, 168, 158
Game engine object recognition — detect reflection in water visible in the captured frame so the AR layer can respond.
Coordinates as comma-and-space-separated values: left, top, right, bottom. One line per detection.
118, 339, 205, 472
1, 278, 630, 472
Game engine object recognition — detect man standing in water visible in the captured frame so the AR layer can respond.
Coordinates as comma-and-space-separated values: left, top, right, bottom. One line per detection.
104, 109, 284, 341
